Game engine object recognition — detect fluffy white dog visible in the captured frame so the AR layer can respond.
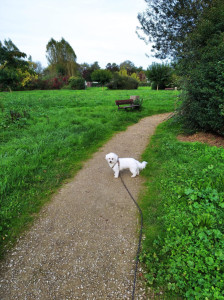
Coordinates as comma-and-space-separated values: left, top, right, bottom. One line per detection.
105, 152, 147, 178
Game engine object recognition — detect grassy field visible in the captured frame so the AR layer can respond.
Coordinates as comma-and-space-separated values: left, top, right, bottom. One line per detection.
140, 120, 224, 299
0, 87, 177, 257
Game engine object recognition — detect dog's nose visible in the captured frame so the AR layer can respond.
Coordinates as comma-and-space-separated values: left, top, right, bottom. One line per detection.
110, 161, 112, 163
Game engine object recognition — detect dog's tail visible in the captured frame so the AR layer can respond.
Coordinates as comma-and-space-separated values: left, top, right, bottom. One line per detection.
138, 161, 147, 170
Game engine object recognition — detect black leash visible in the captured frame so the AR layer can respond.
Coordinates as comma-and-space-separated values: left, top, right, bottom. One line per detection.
120, 174, 143, 300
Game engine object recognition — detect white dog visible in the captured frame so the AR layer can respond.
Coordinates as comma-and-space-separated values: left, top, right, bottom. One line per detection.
105, 152, 147, 178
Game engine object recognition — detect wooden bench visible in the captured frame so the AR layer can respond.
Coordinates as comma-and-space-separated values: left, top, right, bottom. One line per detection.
115, 97, 142, 111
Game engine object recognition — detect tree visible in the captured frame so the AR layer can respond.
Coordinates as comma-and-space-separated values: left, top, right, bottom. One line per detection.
105, 63, 119, 73
137, 0, 212, 59
78, 63, 90, 80
119, 60, 137, 75
138, 70, 147, 82
107, 73, 139, 90
131, 73, 139, 82
28, 56, 44, 76
0, 39, 35, 90
119, 68, 128, 77
91, 69, 112, 90
178, 0, 224, 135
46, 38, 77, 77
33, 61, 44, 76
138, 0, 224, 136
91, 61, 100, 71
68, 76, 85, 90
0, 39, 28, 68
79, 61, 100, 81
146, 63, 172, 90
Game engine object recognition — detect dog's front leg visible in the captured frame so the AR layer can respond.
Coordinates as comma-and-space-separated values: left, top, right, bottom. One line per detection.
114, 170, 119, 178
113, 166, 119, 178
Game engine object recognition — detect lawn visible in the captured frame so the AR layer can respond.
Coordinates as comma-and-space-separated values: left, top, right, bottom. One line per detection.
2, 87, 223, 298
140, 120, 224, 299
0, 87, 177, 257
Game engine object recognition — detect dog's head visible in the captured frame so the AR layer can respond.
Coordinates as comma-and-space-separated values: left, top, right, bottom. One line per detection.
105, 152, 118, 166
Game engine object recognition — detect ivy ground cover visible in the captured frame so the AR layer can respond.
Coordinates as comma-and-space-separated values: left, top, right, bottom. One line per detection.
140, 120, 224, 299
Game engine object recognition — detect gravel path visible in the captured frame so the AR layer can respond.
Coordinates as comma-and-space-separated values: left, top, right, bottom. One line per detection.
0, 113, 170, 300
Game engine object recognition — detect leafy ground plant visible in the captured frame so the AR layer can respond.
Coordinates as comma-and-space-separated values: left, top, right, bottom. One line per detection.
140, 120, 224, 299
0, 87, 177, 257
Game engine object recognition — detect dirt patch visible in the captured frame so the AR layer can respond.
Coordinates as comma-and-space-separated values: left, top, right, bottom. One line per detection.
178, 132, 224, 148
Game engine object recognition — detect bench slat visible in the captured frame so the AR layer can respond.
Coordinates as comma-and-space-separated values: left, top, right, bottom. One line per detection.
115, 99, 133, 105
115, 98, 142, 110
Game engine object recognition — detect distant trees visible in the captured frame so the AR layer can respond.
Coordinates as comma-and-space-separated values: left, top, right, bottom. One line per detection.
68, 76, 85, 90
119, 60, 137, 75
118, 60, 147, 85
0, 37, 148, 92
79, 61, 100, 81
85, 62, 100, 81
107, 73, 139, 90
89, 60, 147, 90
46, 38, 78, 77
91, 69, 112, 89
146, 63, 173, 90
105, 62, 119, 73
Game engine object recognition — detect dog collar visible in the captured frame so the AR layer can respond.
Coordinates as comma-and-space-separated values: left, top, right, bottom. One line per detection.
112, 158, 120, 169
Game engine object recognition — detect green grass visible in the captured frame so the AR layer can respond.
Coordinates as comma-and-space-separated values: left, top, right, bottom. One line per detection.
140, 120, 224, 299
0, 87, 177, 257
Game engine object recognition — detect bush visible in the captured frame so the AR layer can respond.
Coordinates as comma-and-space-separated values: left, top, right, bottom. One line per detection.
91, 69, 112, 88
146, 63, 173, 90
51, 77, 62, 89
26, 76, 69, 90
69, 77, 85, 90
107, 73, 138, 90
179, 60, 224, 135
138, 82, 151, 87
0, 68, 22, 91
178, 0, 224, 135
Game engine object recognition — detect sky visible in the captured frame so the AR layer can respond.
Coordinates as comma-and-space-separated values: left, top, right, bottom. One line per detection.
0, 0, 161, 69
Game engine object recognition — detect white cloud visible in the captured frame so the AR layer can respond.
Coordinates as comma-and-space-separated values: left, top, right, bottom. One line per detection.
0, 0, 161, 69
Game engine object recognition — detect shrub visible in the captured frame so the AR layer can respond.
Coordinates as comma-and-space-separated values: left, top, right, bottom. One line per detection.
91, 69, 112, 89
0, 68, 21, 91
26, 76, 69, 90
107, 73, 138, 90
179, 60, 224, 135
138, 82, 151, 87
69, 76, 85, 90
146, 63, 173, 90
178, 0, 224, 135
51, 77, 62, 89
